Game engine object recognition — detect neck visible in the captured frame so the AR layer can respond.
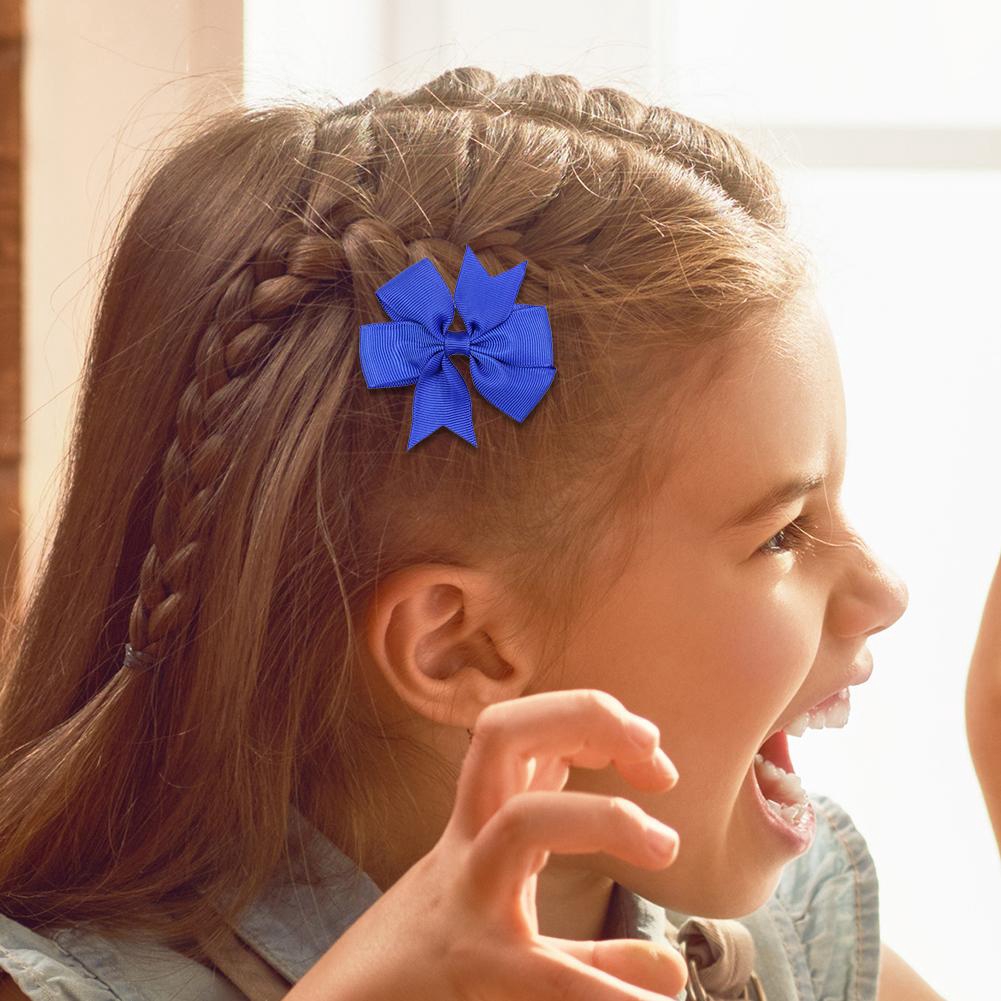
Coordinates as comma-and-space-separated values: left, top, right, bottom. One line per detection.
314, 738, 619, 943
535, 862, 618, 940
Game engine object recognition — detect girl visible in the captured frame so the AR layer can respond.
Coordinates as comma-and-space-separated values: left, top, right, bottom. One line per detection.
0, 65, 987, 1001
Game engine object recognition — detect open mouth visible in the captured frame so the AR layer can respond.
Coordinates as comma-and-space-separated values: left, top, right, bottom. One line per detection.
751, 686, 850, 826
752, 730, 812, 827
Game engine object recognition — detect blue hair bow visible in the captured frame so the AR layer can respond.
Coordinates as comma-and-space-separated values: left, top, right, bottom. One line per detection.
358, 245, 557, 449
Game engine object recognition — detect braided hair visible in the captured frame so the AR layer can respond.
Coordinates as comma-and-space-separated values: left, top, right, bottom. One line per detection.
0, 67, 812, 945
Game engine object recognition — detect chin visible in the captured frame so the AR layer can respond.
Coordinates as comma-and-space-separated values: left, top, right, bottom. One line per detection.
643, 867, 782, 920
687, 877, 779, 920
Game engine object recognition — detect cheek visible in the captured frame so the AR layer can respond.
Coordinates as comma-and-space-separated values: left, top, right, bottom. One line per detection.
561, 543, 816, 748
646, 564, 817, 740
720, 585, 818, 721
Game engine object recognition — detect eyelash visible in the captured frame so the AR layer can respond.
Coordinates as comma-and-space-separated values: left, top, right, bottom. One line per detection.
758, 514, 815, 556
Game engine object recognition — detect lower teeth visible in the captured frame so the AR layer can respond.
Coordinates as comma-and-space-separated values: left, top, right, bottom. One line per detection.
765, 797, 809, 827
754, 752, 811, 827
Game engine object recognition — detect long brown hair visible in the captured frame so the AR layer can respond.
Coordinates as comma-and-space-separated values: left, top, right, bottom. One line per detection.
0, 67, 812, 950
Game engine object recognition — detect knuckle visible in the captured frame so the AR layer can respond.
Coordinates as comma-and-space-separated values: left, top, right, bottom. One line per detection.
474, 702, 508, 740
579, 688, 623, 717
607, 795, 640, 825
494, 794, 533, 844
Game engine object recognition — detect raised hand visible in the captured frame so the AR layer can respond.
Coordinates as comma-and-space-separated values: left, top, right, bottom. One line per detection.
285, 689, 687, 1001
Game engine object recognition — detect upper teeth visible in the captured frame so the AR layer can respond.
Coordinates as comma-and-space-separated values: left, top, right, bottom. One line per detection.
782, 688, 850, 737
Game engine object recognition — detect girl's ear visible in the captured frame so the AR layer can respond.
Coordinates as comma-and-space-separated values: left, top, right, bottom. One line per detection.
360, 563, 538, 730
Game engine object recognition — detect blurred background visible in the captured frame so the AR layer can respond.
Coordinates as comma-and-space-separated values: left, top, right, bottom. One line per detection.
4, 2, 1001, 996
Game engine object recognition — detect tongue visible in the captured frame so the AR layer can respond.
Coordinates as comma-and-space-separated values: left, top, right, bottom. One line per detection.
759, 729, 795, 775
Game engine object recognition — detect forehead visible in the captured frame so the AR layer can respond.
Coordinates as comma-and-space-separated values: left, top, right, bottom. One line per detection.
666, 293, 846, 527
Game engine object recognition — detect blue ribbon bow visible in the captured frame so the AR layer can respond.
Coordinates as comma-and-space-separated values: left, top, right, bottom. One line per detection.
359, 245, 557, 449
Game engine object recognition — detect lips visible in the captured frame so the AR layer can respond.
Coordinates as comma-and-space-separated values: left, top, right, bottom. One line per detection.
758, 652, 874, 749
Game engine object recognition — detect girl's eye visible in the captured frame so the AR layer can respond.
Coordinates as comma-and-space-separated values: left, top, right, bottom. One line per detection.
758, 514, 815, 556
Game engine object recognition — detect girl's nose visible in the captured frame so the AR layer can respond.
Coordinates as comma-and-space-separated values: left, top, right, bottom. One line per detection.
829, 540, 910, 640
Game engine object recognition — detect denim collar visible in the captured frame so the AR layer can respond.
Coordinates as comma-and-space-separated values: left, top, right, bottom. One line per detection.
230, 805, 669, 983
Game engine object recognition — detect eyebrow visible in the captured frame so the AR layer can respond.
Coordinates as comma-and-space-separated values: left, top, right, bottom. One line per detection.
718, 472, 827, 532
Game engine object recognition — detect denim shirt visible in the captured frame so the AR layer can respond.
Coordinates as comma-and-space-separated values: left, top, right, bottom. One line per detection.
0, 792, 880, 1000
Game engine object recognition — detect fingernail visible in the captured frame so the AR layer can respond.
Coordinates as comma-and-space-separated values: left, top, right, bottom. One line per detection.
627, 716, 660, 749
646, 821, 678, 858
655, 747, 680, 781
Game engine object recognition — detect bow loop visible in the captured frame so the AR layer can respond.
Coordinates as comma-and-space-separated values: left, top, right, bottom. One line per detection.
374, 257, 455, 333
358, 246, 556, 449
467, 306, 555, 421
454, 245, 528, 336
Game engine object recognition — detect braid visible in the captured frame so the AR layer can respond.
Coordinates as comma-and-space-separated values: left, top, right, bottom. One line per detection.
121, 216, 344, 672
385, 66, 788, 229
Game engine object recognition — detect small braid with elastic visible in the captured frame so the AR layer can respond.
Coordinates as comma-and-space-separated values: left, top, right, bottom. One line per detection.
121, 217, 351, 671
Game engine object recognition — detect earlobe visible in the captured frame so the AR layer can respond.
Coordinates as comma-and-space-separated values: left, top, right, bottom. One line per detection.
361, 563, 533, 730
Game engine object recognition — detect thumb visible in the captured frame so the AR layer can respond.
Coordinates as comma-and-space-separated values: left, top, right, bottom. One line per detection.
537, 934, 689, 999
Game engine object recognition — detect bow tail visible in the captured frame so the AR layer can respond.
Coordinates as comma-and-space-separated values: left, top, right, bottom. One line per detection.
408, 352, 478, 449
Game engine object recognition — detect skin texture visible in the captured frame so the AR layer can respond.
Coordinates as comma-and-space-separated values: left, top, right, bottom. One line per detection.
876, 942, 947, 1001
346, 284, 910, 942
966, 554, 1001, 856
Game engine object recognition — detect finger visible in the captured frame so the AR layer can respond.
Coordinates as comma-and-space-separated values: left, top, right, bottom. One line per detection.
463, 790, 680, 918
617, 745, 681, 792
538, 935, 689, 1001
457, 932, 685, 1001
451, 689, 679, 841
527, 945, 687, 1001
521, 747, 678, 795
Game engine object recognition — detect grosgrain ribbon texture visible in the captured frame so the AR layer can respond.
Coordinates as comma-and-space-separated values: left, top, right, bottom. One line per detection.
358, 245, 557, 449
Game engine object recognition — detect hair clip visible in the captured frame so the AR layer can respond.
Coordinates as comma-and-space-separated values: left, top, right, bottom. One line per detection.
358, 245, 557, 449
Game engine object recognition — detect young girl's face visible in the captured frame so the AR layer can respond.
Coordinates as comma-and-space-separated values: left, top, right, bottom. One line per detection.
555, 287, 909, 919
